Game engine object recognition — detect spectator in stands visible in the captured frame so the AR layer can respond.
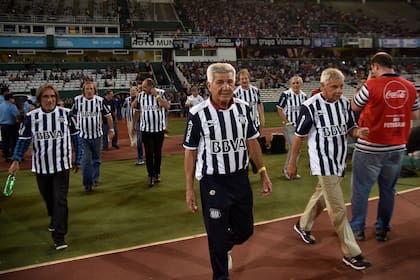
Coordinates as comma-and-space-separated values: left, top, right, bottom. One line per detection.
132, 78, 170, 187
0, 93, 20, 162
276, 76, 307, 179
8, 83, 82, 250
102, 90, 119, 150
180, 0, 418, 38
72, 81, 114, 192
349, 52, 420, 242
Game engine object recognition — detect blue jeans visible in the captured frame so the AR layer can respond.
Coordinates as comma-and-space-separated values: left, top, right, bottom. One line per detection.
136, 122, 143, 160
81, 137, 102, 187
283, 124, 299, 170
350, 149, 404, 232
102, 121, 118, 149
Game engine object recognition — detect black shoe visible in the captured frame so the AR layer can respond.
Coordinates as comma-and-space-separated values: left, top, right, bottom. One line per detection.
55, 242, 68, 250
293, 220, 316, 244
84, 185, 92, 192
154, 174, 161, 183
353, 230, 365, 241
342, 254, 371, 270
148, 177, 154, 187
112, 145, 120, 149
48, 220, 55, 232
375, 229, 389, 242
52, 233, 68, 250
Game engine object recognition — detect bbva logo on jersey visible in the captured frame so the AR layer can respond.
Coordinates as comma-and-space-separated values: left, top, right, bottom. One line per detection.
211, 138, 246, 154
321, 124, 347, 137
35, 130, 64, 140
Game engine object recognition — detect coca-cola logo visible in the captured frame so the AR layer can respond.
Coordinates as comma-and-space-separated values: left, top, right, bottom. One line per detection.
385, 90, 406, 99
383, 81, 409, 109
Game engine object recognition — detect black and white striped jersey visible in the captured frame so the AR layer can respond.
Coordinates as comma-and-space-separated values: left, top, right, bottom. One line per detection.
18, 106, 79, 174
72, 95, 111, 139
123, 96, 135, 122
183, 98, 259, 180
234, 85, 261, 129
295, 94, 356, 177
276, 89, 307, 125
135, 89, 167, 133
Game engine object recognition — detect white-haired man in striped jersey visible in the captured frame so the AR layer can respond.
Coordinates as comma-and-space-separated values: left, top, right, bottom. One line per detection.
286, 68, 372, 271
184, 62, 272, 280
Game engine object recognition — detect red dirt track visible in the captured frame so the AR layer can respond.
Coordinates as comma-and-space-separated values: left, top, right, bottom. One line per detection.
1, 189, 419, 280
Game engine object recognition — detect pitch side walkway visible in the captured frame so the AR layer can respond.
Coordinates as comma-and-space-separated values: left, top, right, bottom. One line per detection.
1, 188, 419, 280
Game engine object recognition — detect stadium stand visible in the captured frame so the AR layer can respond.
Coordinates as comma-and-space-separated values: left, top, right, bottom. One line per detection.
177, 0, 420, 38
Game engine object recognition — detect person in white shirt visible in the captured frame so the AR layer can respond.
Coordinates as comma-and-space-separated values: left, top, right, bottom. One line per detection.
185, 86, 204, 110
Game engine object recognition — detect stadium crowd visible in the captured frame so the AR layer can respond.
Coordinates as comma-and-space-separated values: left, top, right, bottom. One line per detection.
178, 0, 419, 38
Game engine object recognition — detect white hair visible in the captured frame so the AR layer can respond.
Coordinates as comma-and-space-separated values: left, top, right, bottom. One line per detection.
206, 63, 236, 83
320, 68, 345, 85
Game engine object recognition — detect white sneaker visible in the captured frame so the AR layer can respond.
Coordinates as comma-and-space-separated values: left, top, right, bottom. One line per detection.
227, 250, 232, 270
283, 168, 291, 180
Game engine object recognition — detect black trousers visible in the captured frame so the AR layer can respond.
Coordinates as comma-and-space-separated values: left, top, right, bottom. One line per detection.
36, 170, 70, 241
1, 124, 19, 159
200, 170, 254, 280
141, 131, 165, 178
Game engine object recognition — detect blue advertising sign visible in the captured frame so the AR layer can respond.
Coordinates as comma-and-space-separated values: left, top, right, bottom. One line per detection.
0, 37, 47, 48
379, 38, 417, 48
312, 38, 338, 48
55, 37, 124, 48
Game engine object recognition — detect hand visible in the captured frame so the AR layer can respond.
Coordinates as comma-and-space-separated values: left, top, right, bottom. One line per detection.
73, 164, 80, 173
151, 88, 157, 97
286, 164, 298, 180
108, 129, 115, 139
260, 172, 273, 197
367, 70, 376, 80
8, 160, 20, 175
356, 127, 369, 139
186, 188, 198, 213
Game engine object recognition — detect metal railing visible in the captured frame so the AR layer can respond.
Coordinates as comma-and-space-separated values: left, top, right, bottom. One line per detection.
0, 14, 119, 25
